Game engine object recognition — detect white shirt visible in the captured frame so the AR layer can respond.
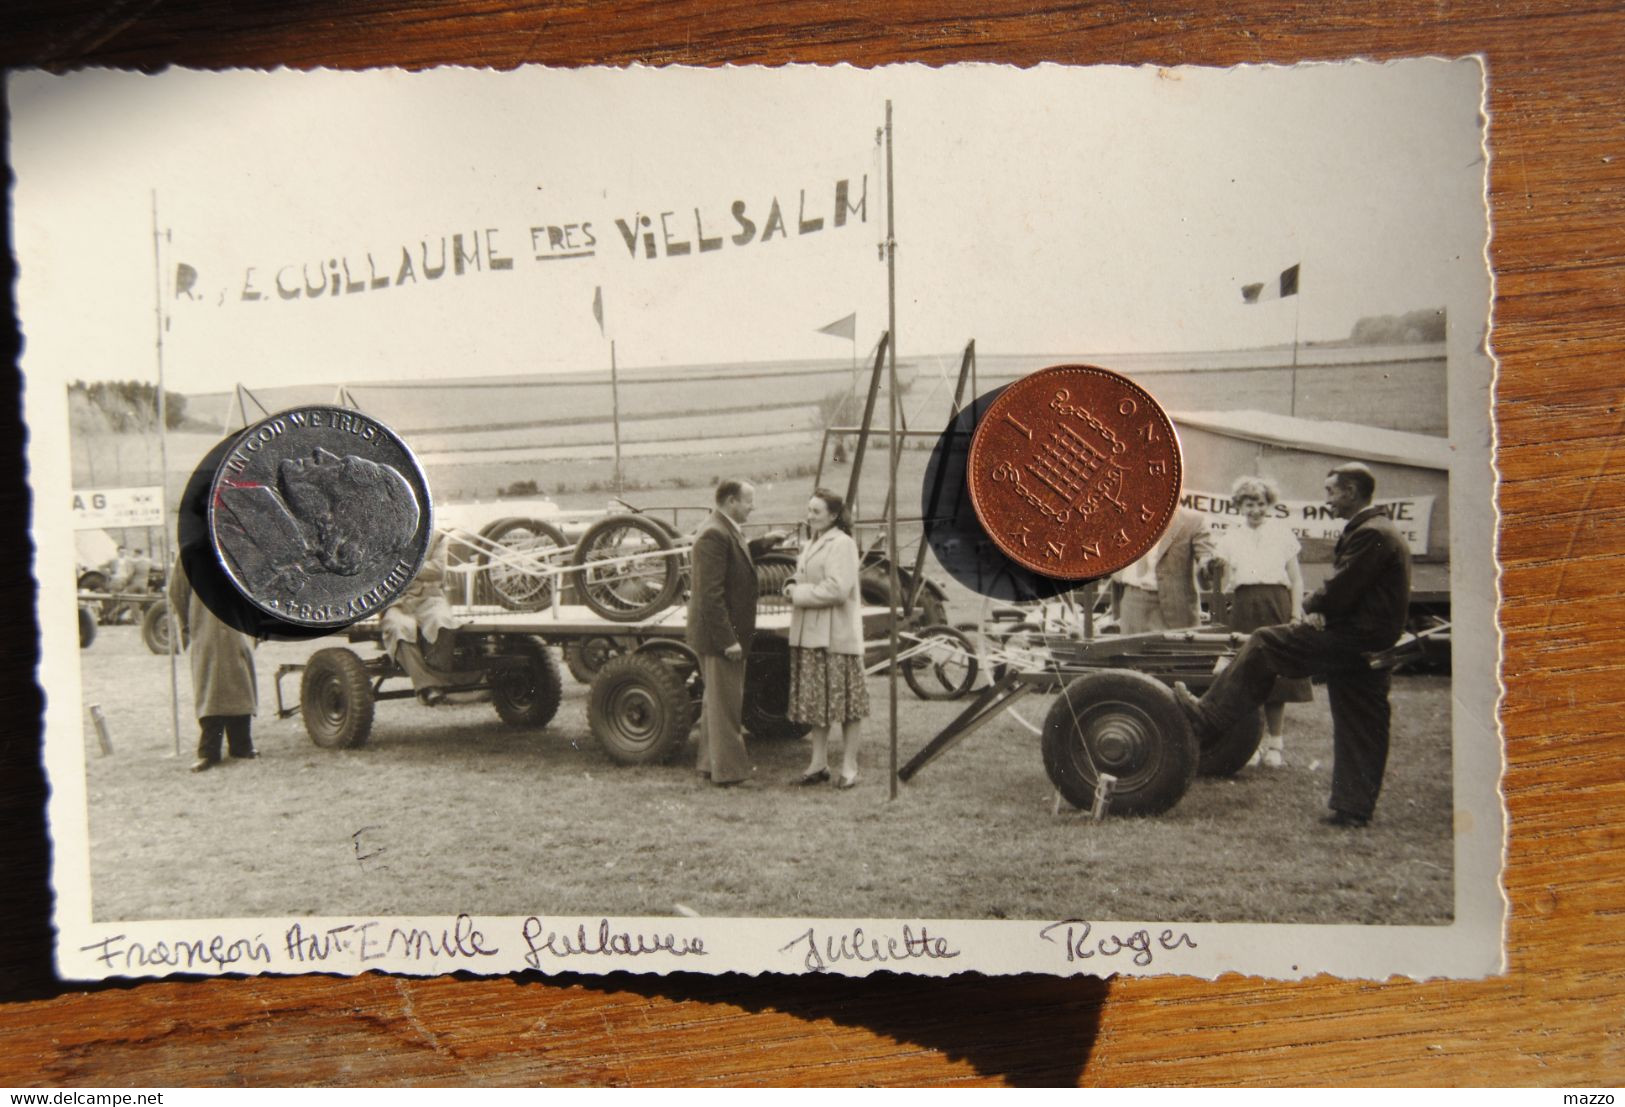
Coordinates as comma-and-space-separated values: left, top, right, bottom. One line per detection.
1215, 521, 1299, 587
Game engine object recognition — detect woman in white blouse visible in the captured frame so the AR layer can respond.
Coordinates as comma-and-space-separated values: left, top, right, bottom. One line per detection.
783, 488, 869, 788
1213, 475, 1311, 768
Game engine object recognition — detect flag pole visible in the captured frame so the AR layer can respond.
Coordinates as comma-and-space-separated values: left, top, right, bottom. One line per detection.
884, 99, 901, 802
1290, 291, 1301, 417
610, 339, 624, 495
150, 190, 181, 760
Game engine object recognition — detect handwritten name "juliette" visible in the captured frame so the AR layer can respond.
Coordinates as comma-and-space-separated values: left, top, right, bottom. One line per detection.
1038, 919, 1198, 967
780, 925, 960, 973
520, 917, 707, 968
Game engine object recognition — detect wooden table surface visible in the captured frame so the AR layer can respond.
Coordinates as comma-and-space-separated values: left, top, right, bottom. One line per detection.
2, 1, 1621, 1087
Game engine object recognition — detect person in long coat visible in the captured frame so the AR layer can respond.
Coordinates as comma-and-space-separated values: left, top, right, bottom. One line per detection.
784, 489, 869, 789
685, 480, 787, 786
168, 549, 258, 772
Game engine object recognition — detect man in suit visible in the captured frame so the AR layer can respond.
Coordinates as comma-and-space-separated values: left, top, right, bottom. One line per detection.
1111, 508, 1217, 633
687, 480, 787, 786
1176, 463, 1412, 827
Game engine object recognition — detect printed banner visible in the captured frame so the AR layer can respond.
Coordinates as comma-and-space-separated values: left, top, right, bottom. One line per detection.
1181, 489, 1434, 555
171, 174, 873, 311
71, 486, 165, 530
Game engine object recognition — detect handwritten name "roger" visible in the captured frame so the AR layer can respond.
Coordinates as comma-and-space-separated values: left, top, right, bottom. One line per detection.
520, 917, 706, 968
285, 913, 499, 963
1038, 919, 1198, 967
780, 925, 960, 973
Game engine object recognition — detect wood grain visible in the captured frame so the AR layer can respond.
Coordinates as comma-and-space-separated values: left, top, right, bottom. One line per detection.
2, 0, 1621, 1087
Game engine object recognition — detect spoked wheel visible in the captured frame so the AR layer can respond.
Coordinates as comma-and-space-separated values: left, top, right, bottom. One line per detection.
901, 624, 979, 701
490, 635, 564, 728
588, 652, 693, 764
571, 514, 684, 622
300, 647, 376, 749
477, 517, 569, 611
1041, 669, 1197, 817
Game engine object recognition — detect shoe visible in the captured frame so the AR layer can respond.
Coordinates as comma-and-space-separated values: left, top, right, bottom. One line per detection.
1321, 810, 1370, 828
190, 757, 219, 773
835, 772, 859, 790
796, 768, 831, 786
1262, 748, 1285, 769
231, 750, 259, 760
1171, 682, 1211, 737
1245, 749, 1262, 769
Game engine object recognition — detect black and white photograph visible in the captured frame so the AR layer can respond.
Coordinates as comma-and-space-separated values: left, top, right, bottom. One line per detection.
11, 60, 1501, 979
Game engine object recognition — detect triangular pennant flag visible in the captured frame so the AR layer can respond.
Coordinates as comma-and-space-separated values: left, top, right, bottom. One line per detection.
816, 312, 857, 340
592, 286, 605, 335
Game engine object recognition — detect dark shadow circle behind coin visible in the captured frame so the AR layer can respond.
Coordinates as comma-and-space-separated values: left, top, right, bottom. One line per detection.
176, 435, 334, 641
919, 386, 1074, 604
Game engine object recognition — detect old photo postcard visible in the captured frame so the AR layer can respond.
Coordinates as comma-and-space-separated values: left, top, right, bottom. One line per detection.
10, 60, 1502, 979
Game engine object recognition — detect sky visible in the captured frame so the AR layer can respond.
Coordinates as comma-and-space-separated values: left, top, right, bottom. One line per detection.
10, 61, 1488, 393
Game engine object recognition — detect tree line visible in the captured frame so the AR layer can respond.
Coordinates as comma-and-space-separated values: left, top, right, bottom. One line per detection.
68, 380, 189, 434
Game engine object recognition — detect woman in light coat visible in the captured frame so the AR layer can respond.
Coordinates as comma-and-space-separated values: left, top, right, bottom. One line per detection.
784, 488, 869, 788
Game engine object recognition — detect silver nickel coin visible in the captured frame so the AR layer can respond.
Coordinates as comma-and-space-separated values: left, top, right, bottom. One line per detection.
207, 405, 434, 629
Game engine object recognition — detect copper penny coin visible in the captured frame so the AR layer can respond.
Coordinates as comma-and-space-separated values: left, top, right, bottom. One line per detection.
966, 365, 1182, 580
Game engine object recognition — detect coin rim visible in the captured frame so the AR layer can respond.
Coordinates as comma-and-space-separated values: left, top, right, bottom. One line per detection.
966, 364, 1184, 581
207, 404, 436, 629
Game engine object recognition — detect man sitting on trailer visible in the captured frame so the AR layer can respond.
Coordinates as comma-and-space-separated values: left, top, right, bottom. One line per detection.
380, 530, 464, 696
687, 479, 789, 787
1175, 462, 1411, 828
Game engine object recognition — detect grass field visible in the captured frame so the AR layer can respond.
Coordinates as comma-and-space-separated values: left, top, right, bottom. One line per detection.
80, 622, 1454, 926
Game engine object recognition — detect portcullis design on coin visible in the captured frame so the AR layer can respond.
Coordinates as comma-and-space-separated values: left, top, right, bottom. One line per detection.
208, 406, 433, 628
967, 365, 1182, 580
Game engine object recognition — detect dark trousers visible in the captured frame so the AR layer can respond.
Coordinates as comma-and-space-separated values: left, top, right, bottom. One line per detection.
1195, 623, 1392, 819
197, 715, 255, 760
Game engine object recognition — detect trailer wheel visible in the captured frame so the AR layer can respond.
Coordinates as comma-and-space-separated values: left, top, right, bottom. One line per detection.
1042, 669, 1197, 817
301, 647, 376, 749
743, 638, 813, 740
1198, 705, 1265, 777
78, 606, 96, 649
478, 517, 569, 611
589, 653, 692, 764
635, 639, 704, 730
141, 601, 175, 655
491, 635, 564, 728
564, 636, 626, 684
572, 514, 684, 623
902, 624, 979, 701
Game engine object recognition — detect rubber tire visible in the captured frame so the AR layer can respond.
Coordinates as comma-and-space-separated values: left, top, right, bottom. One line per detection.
478, 517, 569, 611
635, 639, 705, 731
572, 514, 684, 623
1198, 705, 1266, 777
565, 636, 626, 684
743, 638, 814, 740
588, 652, 693, 764
902, 624, 979, 701
301, 647, 376, 749
78, 606, 96, 649
78, 571, 108, 593
141, 601, 175, 655
1042, 669, 1197, 817
491, 635, 564, 728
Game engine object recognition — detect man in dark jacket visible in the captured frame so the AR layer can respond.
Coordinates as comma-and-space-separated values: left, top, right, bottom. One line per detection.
687, 480, 786, 786
1177, 462, 1411, 826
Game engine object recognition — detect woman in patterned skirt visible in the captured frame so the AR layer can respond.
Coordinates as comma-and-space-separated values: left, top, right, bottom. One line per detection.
784, 488, 870, 789
1213, 474, 1312, 768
